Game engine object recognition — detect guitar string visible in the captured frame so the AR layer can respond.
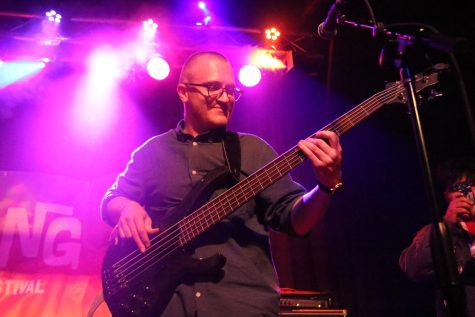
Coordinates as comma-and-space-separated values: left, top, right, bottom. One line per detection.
106, 83, 408, 289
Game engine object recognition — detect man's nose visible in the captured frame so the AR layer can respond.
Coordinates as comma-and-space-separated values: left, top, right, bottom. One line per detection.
217, 89, 232, 103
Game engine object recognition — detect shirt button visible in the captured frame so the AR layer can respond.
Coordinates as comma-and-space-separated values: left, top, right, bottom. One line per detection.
191, 170, 197, 175
195, 292, 201, 298
192, 141, 198, 146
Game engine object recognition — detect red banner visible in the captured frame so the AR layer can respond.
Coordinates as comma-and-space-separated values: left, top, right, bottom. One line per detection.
0, 171, 114, 317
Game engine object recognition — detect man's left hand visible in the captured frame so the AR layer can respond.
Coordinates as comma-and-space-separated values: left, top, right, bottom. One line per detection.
297, 130, 342, 188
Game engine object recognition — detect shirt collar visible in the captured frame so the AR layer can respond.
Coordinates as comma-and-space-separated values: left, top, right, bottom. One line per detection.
175, 120, 226, 143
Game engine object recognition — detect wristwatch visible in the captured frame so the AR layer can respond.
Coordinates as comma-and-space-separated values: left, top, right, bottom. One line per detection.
318, 181, 343, 195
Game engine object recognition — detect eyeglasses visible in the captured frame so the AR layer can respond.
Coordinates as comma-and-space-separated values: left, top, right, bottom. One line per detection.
183, 82, 243, 102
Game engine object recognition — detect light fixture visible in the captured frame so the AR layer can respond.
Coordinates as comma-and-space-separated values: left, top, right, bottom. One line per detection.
238, 64, 261, 87
146, 55, 170, 80
265, 27, 281, 41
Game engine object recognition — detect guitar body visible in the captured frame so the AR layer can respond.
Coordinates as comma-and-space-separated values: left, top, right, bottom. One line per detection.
102, 239, 226, 317
102, 167, 233, 317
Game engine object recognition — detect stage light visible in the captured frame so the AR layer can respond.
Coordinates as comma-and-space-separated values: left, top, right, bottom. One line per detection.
86, 48, 125, 82
238, 64, 261, 88
146, 55, 170, 80
142, 19, 158, 38
250, 49, 287, 71
196, 1, 210, 25
0, 59, 3, 68
265, 27, 281, 41
41, 10, 62, 46
45, 10, 62, 23
0, 60, 47, 89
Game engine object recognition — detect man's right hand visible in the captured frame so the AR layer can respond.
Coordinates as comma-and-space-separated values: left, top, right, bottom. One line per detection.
112, 200, 160, 253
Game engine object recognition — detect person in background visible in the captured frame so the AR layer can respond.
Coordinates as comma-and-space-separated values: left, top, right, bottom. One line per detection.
399, 156, 475, 317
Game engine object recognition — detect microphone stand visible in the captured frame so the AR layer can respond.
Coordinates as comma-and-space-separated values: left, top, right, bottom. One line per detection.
338, 18, 468, 317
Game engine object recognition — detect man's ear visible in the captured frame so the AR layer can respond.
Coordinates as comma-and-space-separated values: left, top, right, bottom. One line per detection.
177, 84, 188, 103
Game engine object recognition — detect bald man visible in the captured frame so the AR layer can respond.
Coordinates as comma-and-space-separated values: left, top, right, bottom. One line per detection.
101, 51, 342, 316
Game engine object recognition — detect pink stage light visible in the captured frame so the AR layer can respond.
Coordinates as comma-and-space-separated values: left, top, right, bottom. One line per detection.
146, 56, 170, 80
86, 47, 125, 82
238, 64, 262, 87
71, 49, 124, 140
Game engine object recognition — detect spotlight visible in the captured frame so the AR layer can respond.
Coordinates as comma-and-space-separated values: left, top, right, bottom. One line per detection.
0, 60, 48, 89
265, 27, 281, 41
142, 19, 158, 35
198, 2, 206, 10
41, 9, 62, 45
87, 47, 125, 81
146, 55, 170, 80
238, 64, 261, 88
250, 49, 287, 71
45, 10, 62, 23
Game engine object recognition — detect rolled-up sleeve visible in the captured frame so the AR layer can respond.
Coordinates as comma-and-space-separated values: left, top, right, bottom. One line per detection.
240, 134, 306, 236
100, 142, 152, 225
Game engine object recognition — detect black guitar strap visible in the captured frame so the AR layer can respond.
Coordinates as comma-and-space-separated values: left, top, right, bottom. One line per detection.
223, 131, 241, 182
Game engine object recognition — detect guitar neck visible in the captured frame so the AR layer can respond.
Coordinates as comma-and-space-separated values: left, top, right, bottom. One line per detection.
178, 82, 406, 245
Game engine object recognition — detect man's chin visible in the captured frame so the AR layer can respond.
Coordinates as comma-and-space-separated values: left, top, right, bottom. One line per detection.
209, 116, 229, 128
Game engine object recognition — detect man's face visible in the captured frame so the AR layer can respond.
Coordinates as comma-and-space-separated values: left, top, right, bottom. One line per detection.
178, 56, 236, 135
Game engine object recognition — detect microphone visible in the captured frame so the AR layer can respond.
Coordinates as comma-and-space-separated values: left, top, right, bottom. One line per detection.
317, 0, 344, 40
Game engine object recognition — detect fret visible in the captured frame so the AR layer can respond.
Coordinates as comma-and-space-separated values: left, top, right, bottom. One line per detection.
284, 155, 293, 169
360, 103, 370, 115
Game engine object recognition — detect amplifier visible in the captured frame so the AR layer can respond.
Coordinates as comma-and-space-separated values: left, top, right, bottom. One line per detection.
280, 288, 334, 310
279, 309, 349, 317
